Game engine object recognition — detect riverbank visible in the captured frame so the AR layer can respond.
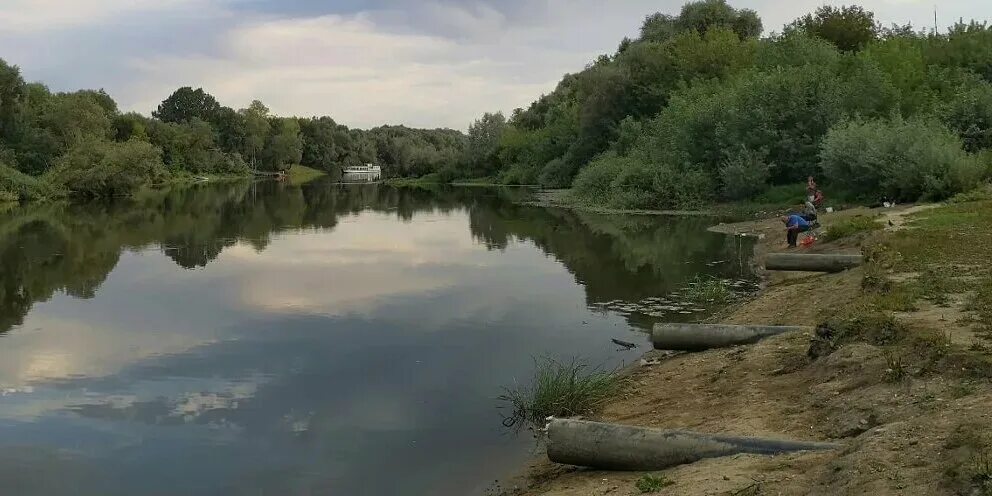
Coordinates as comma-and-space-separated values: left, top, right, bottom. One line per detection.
503, 192, 992, 495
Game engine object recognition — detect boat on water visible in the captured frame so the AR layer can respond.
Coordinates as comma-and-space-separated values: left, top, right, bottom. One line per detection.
341, 163, 382, 182
342, 164, 382, 174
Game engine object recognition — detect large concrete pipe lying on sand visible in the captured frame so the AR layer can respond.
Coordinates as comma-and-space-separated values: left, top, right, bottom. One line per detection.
652, 323, 809, 351
764, 253, 862, 273
547, 419, 839, 470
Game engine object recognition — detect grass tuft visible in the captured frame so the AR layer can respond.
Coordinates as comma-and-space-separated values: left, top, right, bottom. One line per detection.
883, 351, 908, 382
822, 215, 882, 242
680, 276, 734, 304
635, 474, 674, 493
499, 356, 623, 430
971, 451, 992, 495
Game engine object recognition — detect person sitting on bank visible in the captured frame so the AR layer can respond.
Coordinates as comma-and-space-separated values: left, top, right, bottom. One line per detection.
802, 199, 817, 223
782, 214, 811, 248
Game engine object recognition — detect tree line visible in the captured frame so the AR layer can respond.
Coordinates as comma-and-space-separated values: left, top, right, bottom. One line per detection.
462, 1, 992, 206
0, 68, 467, 199
4, 0, 992, 205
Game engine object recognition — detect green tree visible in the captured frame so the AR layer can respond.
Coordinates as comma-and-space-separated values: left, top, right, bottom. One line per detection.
240, 100, 270, 169
787, 5, 879, 52
927, 21, 992, 83
153, 86, 221, 124
467, 112, 507, 177
41, 91, 113, 151
299, 116, 345, 171
0, 58, 24, 138
112, 112, 149, 142
262, 117, 302, 172
212, 106, 247, 156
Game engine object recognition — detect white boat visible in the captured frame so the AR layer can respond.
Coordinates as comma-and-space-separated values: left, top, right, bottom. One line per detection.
342, 163, 381, 174
341, 163, 382, 182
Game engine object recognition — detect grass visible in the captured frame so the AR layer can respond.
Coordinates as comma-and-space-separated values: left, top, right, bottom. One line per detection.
680, 276, 734, 304
883, 351, 908, 382
499, 356, 623, 430
821, 215, 882, 242
384, 174, 444, 187
286, 164, 326, 185
451, 177, 498, 186
635, 474, 674, 493
969, 276, 992, 337
972, 451, 992, 495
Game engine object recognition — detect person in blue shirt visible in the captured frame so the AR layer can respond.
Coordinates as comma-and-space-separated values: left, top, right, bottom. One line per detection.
781, 214, 811, 247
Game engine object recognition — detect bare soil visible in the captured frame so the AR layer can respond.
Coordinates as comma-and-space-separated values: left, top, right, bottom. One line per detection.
499, 203, 992, 496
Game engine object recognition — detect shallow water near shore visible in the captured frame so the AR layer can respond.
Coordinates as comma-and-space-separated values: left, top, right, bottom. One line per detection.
0, 179, 754, 495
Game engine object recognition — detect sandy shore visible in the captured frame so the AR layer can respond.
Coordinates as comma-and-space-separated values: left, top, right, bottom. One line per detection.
500, 202, 991, 496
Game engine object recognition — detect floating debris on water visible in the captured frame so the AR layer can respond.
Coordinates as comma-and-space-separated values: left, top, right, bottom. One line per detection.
587, 278, 759, 320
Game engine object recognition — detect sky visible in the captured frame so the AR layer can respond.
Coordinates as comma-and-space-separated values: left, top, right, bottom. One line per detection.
0, 0, 989, 130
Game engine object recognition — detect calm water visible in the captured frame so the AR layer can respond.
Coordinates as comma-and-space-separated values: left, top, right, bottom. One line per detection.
0, 180, 753, 495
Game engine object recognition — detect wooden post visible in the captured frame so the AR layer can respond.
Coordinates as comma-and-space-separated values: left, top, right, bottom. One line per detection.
653, 323, 809, 351
547, 419, 839, 470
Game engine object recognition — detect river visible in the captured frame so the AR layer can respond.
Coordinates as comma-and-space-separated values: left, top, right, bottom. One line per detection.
0, 179, 754, 495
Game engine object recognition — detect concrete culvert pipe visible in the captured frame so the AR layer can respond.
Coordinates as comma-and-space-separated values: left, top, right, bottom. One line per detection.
652, 323, 809, 351
764, 253, 862, 273
547, 419, 839, 471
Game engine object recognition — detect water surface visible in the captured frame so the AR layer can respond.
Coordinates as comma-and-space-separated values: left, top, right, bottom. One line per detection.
0, 180, 753, 495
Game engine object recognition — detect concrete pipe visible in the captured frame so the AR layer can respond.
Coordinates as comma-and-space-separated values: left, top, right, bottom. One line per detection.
652, 323, 809, 351
547, 419, 839, 471
764, 253, 862, 273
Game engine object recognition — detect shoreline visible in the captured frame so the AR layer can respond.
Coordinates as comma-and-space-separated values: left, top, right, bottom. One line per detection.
500, 198, 992, 496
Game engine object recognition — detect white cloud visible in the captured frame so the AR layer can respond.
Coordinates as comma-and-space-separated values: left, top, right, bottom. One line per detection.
0, 0, 205, 32
123, 10, 569, 129
3, 0, 992, 129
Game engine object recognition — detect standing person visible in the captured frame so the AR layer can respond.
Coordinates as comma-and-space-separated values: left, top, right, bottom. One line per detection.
806, 176, 818, 201
782, 214, 811, 248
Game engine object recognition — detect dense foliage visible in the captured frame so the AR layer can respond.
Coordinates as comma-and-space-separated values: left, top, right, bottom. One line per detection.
0, 61, 467, 200
4, 0, 992, 205
465, 0, 992, 207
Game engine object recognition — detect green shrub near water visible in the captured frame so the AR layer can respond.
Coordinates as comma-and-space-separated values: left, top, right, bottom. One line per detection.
499, 357, 623, 430
0, 161, 48, 201
43, 138, 168, 197
719, 146, 772, 200
571, 153, 712, 210
820, 117, 985, 202
681, 275, 734, 303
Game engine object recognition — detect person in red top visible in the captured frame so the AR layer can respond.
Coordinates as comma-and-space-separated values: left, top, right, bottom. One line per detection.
807, 176, 817, 199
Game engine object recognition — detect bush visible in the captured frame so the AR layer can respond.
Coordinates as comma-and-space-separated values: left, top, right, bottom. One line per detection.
44, 138, 168, 197
940, 81, 992, 152
0, 161, 48, 201
498, 163, 538, 185
651, 164, 713, 209
572, 153, 714, 210
538, 157, 577, 188
820, 116, 983, 201
499, 356, 622, 430
719, 146, 771, 200
571, 154, 625, 203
